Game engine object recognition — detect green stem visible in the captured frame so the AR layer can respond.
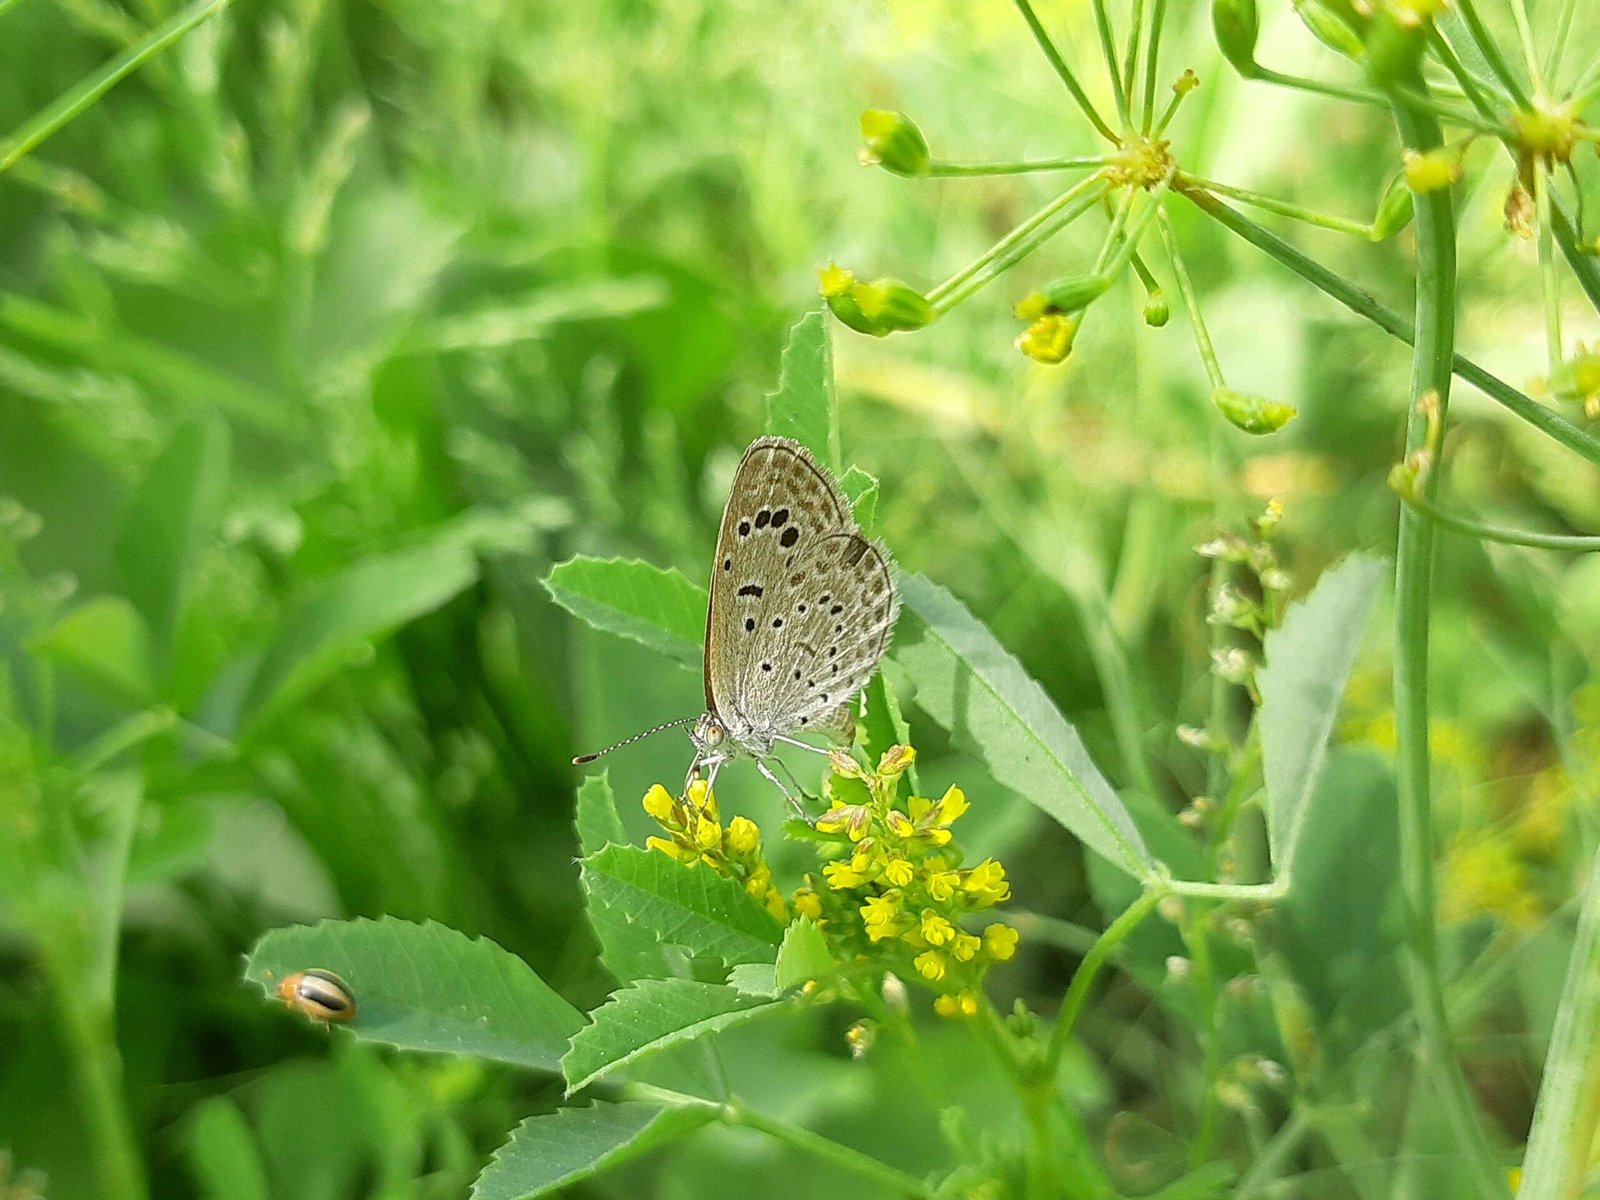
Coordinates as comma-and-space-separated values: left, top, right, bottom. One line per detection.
1178, 186, 1600, 468
50, 978, 148, 1200
1184, 908, 1222, 1165
1140, 0, 1168, 131
0, 0, 231, 172
928, 177, 1109, 311
1535, 167, 1563, 374
926, 156, 1112, 177
1546, 0, 1578, 87
1157, 207, 1226, 389
1121, 0, 1144, 119
1396, 489, 1600, 551
1251, 67, 1499, 133
1383, 72, 1510, 1200
1505, 0, 1545, 95
1517, 845, 1600, 1200
1552, 204, 1600, 317
1090, 0, 1131, 127
1451, 0, 1531, 105
1234, 1106, 1317, 1199
630, 1085, 934, 1198
1427, 28, 1504, 123
1013, 0, 1120, 143
1178, 171, 1375, 239
1045, 885, 1166, 1072
1165, 877, 1287, 900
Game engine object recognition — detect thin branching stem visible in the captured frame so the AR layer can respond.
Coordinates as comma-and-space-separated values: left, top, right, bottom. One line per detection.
1122, 0, 1144, 120
1091, 0, 1131, 127
926, 155, 1112, 177
1178, 186, 1600, 468
1157, 207, 1225, 389
1546, 0, 1580, 87
1044, 885, 1166, 1072
1452, 0, 1532, 106
1507, 0, 1546, 95
1140, 0, 1168, 132
1428, 27, 1506, 124
1398, 491, 1600, 551
1536, 166, 1564, 375
1177, 172, 1375, 239
1013, 0, 1120, 143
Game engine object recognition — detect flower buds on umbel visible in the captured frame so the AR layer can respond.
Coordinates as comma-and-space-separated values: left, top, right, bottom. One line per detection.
858, 110, 930, 177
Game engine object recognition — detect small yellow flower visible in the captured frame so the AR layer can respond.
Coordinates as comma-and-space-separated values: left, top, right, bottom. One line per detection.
914, 950, 948, 981
817, 804, 871, 841
824, 860, 868, 889
727, 815, 760, 856
1015, 312, 1078, 365
694, 815, 722, 851
883, 857, 914, 887
885, 811, 914, 840
984, 924, 1019, 961
964, 860, 1011, 904
861, 894, 903, 942
927, 870, 960, 902
647, 835, 691, 861
934, 993, 961, 1017
919, 910, 955, 946
642, 785, 676, 823
764, 889, 789, 922
932, 786, 969, 825
793, 889, 823, 920
951, 933, 982, 962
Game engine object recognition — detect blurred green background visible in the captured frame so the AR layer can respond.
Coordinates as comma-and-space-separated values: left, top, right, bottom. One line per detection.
2, 0, 1598, 1196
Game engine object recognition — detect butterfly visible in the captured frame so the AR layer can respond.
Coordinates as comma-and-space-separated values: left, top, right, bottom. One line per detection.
574, 436, 899, 809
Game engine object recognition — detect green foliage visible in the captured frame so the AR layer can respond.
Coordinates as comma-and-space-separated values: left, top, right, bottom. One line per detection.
580, 845, 786, 966
544, 557, 705, 669
245, 918, 585, 1072
764, 309, 841, 472
1257, 554, 1384, 880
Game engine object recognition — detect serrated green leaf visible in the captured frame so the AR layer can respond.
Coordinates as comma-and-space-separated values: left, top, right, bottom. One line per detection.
113, 414, 229, 674
244, 917, 584, 1072
764, 309, 838, 472
544, 556, 705, 669
1257, 554, 1383, 880
241, 539, 479, 728
471, 1102, 715, 1200
581, 845, 785, 966
895, 574, 1152, 879
562, 978, 782, 1093
727, 962, 778, 996
840, 465, 878, 531
576, 779, 675, 984
775, 917, 832, 990
576, 773, 628, 857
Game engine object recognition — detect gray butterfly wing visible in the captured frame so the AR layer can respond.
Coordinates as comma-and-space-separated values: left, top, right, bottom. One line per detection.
729, 529, 899, 746
704, 437, 853, 720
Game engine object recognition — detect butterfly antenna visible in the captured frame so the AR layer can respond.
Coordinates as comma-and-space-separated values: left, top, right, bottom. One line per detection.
572, 718, 696, 765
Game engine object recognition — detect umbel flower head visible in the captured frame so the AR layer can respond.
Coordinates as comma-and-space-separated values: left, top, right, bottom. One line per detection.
797, 745, 1017, 1018
639, 746, 1018, 1019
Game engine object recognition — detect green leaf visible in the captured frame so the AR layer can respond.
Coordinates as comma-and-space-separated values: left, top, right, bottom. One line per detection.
113, 414, 229, 673
764, 309, 839, 472
244, 917, 585, 1072
1257, 554, 1383, 880
575, 778, 675, 984
471, 1102, 715, 1200
575, 773, 628, 857
726, 962, 778, 996
30, 596, 153, 703
544, 556, 705, 669
840, 465, 878, 531
581, 845, 785, 966
242, 539, 479, 728
561, 978, 782, 1094
775, 917, 832, 990
1518, 842, 1600, 1200
895, 575, 1152, 879
184, 1097, 270, 1200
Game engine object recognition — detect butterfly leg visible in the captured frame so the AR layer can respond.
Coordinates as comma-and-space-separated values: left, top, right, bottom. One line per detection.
754, 758, 809, 822
770, 735, 834, 758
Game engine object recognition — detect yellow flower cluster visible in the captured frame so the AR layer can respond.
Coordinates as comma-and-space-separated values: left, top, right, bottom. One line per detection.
641, 780, 788, 922
794, 745, 1018, 1018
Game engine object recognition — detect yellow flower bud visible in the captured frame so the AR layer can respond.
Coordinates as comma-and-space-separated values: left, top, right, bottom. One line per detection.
885, 811, 914, 840
959, 992, 979, 1017
858, 109, 930, 177
928, 870, 960, 902
647, 835, 691, 861
727, 815, 760, 856
694, 815, 722, 851
883, 857, 914, 887
764, 889, 789, 922
984, 923, 1020, 961
823, 860, 867, 889
642, 785, 676, 824
952, 933, 982, 962
934, 993, 961, 1018
1015, 312, 1078, 365
1402, 148, 1460, 194
1143, 289, 1170, 327
793, 889, 823, 920
914, 950, 948, 981
877, 744, 916, 777
820, 267, 935, 337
